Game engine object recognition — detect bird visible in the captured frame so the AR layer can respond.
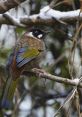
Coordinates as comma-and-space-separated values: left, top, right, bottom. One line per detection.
0, 28, 46, 110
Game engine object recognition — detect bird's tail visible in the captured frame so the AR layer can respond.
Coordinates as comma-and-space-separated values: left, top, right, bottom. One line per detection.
0, 74, 19, 109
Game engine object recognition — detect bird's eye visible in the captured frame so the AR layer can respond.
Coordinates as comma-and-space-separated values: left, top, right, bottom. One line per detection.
35, 31, 38, 34
32, 29, 44, 39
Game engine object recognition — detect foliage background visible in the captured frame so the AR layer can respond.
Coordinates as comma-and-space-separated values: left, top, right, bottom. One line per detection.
0, 0, 82, 117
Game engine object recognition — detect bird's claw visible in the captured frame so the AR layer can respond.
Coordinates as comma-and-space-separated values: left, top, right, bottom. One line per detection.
32, 68, 46, 77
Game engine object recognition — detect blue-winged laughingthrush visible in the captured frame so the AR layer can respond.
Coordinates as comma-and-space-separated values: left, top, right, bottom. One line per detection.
0, 28, 46, 109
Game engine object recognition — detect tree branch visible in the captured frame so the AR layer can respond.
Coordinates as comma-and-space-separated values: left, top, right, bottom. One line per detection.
0, 0, 27, 14
0, 5, 81, 27
32, 68, 82, 88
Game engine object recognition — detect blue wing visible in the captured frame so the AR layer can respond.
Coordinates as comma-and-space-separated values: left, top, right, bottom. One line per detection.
16, 46, 38, 68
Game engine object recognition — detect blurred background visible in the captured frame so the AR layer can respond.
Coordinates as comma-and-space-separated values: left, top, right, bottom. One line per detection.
0, 0, 82, 117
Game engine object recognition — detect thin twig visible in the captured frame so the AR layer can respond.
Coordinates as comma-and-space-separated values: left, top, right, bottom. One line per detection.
0, 0, 27, 13
68, 23, 82, 79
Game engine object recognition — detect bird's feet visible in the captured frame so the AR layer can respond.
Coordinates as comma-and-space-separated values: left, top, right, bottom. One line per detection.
32, 68, 46, 78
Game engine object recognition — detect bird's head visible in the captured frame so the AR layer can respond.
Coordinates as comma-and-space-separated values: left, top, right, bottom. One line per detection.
26, 28, 46, 39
